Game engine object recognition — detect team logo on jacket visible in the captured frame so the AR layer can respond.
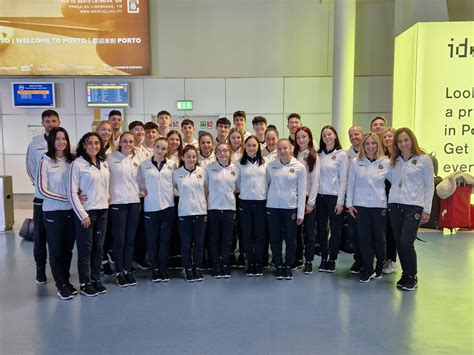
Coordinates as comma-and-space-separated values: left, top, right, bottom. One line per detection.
167, 166, 173, 170
331, 155, 337, 160
289, 168, 295, 173
197, 174, 202, 179
231, 171, 236, 176
133, 162, 138, 167
378, 164, 384, 170
412, 160, 417, 165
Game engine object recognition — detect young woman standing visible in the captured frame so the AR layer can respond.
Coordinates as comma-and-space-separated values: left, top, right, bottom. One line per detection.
198, 132, 216, 168
262, 126, 279, 162
228, 128, 243, 164
235, 136, 268, 276
346, 133, 390, 282
38, 127, 76, 300
173, 145, 208, 283
388, 128, 434, 291
316, 125, 348, 273
68, 132, 109, 297
293, 127, 320, 274
266, 139, 306, 280
167, 130, 183, 166
95, 120, 116, 156
107, 132, 141, 287
138, 137, 176, 282
205, 143, 238, 278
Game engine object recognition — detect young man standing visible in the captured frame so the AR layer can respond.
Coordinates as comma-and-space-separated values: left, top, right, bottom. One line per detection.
181, 119, 199, 148
26, 109, 61, 284
287, 113, 302, 146
252, 116, 267, 148
215, 117, 231, 145
108, 110, 123, 146
143, 121, 159, 155
157, 110, 171, 138
233, 111, 251, 140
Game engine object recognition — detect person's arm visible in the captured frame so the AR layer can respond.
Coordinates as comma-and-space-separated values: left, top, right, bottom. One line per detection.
335, 152, 349, 214
25, 144, 37, 184
137, 164, 147, 196
307, 159, 320, 208
421, 155, 435, 222
67, 161, 89, 222
37, 158, 67, 202
296, 165, 307, 222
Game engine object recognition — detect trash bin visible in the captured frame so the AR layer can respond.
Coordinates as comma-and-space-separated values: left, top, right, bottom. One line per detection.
0, 176, 14, 232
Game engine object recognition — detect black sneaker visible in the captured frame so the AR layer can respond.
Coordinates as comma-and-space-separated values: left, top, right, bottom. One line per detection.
402, 275, 418, 291
359, 271, 376, 283
151, 269, 161, 283
102, 261, 115, 277
116, 273, 128, 288
396, 274, 408, 288
229, 254, 238, 268
133, 259, 151, 271
374, 265, 383, 279
35, 266, 47, 284
221, 265, 231, 278
284, 267, 293, 280
291, 259, 303, 270
125, 272, 137, 286
246, 264, 255, 277
254, 264, 263, 276
57, 284, 74, 300
67, 282, 78, 295
349, 261, 362, 274
193, 268, 204, 282
318, 260, 328, 272
326, 260, 336, 273
237, 254, 246, 268
185, 268, 194, 283
160, 269, 170, 282
80, 283, 98, 297
303, 261, 313, 274
212, 264, 222, 279
274, 267, 284, 280
92, 280, 107, 294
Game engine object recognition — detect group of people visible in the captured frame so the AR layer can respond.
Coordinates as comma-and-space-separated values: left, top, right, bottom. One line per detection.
26, 109, 434, 300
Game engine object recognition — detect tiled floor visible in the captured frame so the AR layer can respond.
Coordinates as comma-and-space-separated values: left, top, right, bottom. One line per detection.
0, 208, 472, 354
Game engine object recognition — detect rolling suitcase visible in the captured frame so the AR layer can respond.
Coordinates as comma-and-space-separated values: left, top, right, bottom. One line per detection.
439, 182, 472, 230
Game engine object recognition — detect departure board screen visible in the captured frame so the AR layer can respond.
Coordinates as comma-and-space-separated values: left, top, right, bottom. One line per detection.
12, 82, 55, 107
87, 83, 129, 107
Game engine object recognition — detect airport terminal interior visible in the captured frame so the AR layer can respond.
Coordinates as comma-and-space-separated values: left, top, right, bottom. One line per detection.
0, 0, 473, 354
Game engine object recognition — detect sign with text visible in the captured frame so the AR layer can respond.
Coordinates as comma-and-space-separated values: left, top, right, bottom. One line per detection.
393, 22, 474, 176
0, 0, 149, 75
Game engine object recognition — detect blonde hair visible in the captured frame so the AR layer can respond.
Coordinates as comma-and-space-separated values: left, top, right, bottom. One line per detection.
381, 127, 396, 156
95, 120, 116, 153
357, 132, 385, 161
228, 127, 244, 153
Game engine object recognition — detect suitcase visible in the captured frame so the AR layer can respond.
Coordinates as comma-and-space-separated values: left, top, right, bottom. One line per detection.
19, 218, 34, 241
424, 176, 443, 229
439, 183, 472, 230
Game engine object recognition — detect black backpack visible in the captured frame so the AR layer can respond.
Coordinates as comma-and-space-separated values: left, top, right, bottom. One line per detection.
19, 218, 34, 242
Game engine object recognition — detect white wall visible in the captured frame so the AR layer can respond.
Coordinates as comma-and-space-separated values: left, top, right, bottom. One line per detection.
0, 75, 392, 193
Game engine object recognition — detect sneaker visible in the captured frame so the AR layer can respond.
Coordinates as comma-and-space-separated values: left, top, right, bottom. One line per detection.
151, 269, 161, 283
133, 259, 151, 271
57, 284, 74, 300
326, 260, 336, 273
274, 267, 284, 280
125, 272, 137, 286
102, 261, 115, 277
374, 265, 383, 279
184, 268, 194, 283
284, 267, 293, 280
194, 268, 204, 282
359, 271, 376, 283
80, 283, 98, 297
237, 254, 246, 268
396, 274, 409, 288
92, 280, 107, 294
229, 254, 238, 268
221, 265, 231, 278
160, 269, 170, 282
212, 264, 222, 279
401, 275, 418, 291
246, 264, 255, 277
291, 259, 303, 270
318, 260, 328, 272
349, 260, 362, 274
67, 282, 78, 295
382, 260, 398, 274
116, 273, 128, 288
254, 264, 263, 276
303, 261, 313, 274
35, 267, 47, 284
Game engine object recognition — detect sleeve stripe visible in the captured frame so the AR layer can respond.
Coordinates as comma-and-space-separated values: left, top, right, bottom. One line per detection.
37, 160, 68, 202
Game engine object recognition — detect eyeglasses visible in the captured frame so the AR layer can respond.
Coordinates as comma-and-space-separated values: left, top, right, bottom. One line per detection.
216, 148, 230, 153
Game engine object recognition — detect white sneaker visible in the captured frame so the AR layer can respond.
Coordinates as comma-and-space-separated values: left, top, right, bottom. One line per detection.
382, 260, 397, 274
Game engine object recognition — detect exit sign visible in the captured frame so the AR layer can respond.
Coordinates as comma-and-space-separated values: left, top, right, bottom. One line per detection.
177, 100, 193, 111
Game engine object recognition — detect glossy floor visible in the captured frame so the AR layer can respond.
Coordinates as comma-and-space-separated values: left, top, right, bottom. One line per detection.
0, 212, 472, 354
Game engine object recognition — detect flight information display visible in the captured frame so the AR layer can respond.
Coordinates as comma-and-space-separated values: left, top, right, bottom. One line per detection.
12, 82, 55, 107
87, 83, 129, 107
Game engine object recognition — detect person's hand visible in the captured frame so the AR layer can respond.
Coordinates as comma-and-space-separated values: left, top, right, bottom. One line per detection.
305, 204, 314, 214
78, 193, 88, 205
297, 218, 304, 225
334, 204, 344, 215
81, 216, 91, 228
420, 212, 430, 224
348, 206, 358, 219
139, 188, 148, 197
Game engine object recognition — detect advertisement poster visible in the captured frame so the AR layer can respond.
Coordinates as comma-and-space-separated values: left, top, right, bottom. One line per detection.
0, 0, 149, 75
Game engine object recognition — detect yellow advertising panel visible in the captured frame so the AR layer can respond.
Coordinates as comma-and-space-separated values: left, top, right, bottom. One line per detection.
393, 22, 474, 176
0, 0, 149, 75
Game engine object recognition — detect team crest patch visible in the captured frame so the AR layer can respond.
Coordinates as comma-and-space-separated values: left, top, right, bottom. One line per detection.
133, 162, 138, 167
168, 166, 173, 170
378, 164, 384, 170
331, 155, 337, 160
197, 174, 202, 179
412, 160, 417, 165
289, 168, 295, 173
231, 171, 236, 176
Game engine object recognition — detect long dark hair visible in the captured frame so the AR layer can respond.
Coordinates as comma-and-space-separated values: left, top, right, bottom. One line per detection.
76, 132, 106, 166
293, 126, 317, 172
240, 135, 264, 166
46, 127, 74, 163
167, 130, 183, 159
318, 125, 342, 153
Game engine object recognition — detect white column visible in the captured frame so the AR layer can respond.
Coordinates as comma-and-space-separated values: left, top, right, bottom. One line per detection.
332, 0, 356, 148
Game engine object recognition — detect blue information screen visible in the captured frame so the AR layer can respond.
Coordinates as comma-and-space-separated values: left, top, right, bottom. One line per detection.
12, 83, 55, 107
87, 83, 129, 107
